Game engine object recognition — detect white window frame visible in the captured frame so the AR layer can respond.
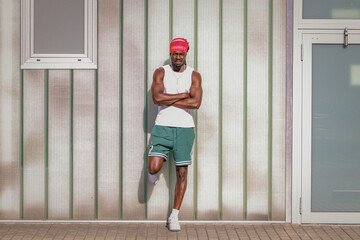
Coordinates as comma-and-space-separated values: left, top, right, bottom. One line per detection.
294, 1, 360, 30
21, 0, 97, 69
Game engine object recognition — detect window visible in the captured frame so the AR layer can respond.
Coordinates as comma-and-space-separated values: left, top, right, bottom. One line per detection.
21, 0, 97, 69
294, 0, 360, 29
303, 0, 360, 19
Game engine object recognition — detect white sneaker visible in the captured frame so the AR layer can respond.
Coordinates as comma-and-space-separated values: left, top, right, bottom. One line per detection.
148, 173, 158, 184
148, 172, 162, 184
167, 216, 181, 231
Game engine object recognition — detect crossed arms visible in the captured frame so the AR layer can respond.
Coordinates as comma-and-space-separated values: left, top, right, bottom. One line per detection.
151, 67, 203, 109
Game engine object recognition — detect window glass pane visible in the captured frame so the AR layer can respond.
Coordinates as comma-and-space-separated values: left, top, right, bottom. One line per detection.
312, 44, 360, 212
303, 0, 360, 19
34, 0, 84, 54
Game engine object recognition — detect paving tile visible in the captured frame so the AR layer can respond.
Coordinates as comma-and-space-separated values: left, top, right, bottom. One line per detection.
177, 224, 189, 240
350, 226, 360, 239
311, 225, 332, 240
147, 223, 158, 240
302, 225, 322, 240
342, 226, 360, 240
234, 225, 250, 240
196, 224, 209, 240
320, 226, 342, 240
263, 224, 281, 240
292, 224, 312, 240
281, 224, 301, 240
206, 224, 219, 240
224, 224, 239, 240
330, 226, 353, 240
244, 225, 260, 240
254, 225, 271, 240
186, 223, 199, 240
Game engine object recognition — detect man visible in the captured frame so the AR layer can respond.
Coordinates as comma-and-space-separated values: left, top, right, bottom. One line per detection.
148, 38, 202, 231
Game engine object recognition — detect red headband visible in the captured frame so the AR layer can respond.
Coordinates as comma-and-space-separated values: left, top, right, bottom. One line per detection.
170, 38, 189, 53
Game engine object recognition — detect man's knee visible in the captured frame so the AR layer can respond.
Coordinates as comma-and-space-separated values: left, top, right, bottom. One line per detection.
176, 166, 188, 183
148, 157, 164, 174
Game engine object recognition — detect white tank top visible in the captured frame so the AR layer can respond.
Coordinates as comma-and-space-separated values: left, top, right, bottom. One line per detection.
155, 64, 195, 128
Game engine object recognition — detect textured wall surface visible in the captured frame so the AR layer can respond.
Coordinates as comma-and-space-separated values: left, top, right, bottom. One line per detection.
0, 0, 287, 220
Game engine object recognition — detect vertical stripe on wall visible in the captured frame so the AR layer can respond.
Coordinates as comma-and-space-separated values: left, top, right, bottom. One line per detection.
218, 0, 223, 220
272, 0, 287, 221
94, 71, 98, 220
247, 0, 269, 220
20, 71, 24, 220
268, 0, 273, 220
243, 0, 248, 220
44, 70, 49, 220
222, 0, 245, 220
197, 0, 220, 220
69, 70, 74, 219
193, 0, 199, 220
147, 0, 170, 220
173, 0, 195, 220
120, 0, 124, 220
168, 0, 175, 219
73, 70, 96, 220
0, 0, 21, 220
286, 0, 293, 222
1, 0, 20, 219
23, 70, 46, 220
122, 0, 146, 220
48, 70, 71, 220
144, 0, 149, 219
97, 0, 121, 220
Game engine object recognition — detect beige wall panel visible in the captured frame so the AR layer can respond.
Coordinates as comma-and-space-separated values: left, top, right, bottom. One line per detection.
222, 0, 244, 220
197, 0, 220, 220
73, 70, 95, 219
247, 0, 269, 220
122, 0, 146, 220
23, 70, 45, 219
173, 0, 195, 220
147, 0, 170, 220
271, 0, 286, 221
0, 0, 21, 219
173, 0, 195, 67
48, 70, 70, 219
97, 0, 120, 220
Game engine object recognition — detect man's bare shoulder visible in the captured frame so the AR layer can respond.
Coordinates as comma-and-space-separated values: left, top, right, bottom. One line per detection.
153, 67, 165, 79
191, 70, 202, 81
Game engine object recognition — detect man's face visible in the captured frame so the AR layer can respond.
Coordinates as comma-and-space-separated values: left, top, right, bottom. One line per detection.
170, 51, 187, 68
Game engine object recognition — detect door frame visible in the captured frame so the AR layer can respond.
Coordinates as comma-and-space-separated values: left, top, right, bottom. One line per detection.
301, 33, 360, 223
293, 1, 360, 224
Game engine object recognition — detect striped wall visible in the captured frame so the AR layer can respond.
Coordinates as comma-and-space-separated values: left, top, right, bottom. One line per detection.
0, 0, 287, 221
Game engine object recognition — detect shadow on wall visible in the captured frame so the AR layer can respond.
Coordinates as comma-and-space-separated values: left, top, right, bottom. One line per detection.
138, 58, 174, 208
137, 90, 164, 205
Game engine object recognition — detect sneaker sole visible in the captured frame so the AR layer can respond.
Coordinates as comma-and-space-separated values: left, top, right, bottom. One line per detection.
166, 222, 181, 232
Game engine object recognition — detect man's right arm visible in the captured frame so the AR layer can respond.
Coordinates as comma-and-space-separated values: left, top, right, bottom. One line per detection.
151, 67, 190, 106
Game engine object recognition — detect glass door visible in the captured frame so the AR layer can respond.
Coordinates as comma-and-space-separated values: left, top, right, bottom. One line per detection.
302, 33, 360, 223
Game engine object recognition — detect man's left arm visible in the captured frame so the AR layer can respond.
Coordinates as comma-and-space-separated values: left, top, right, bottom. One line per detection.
172, 71, 202, 109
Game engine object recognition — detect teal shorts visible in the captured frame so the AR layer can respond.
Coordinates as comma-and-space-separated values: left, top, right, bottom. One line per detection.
148, 125, 195, 166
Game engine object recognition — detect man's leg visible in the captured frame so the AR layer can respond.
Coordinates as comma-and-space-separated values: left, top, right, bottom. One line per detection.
173, 166, 188, 209
148, 156, 164, 184
167, 166, 188, 231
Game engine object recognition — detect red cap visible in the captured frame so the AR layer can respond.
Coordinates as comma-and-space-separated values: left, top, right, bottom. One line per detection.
170, 38, 189, 53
